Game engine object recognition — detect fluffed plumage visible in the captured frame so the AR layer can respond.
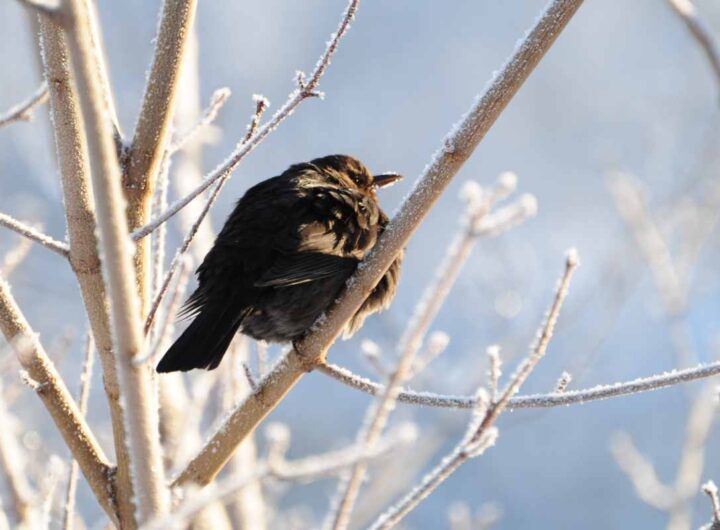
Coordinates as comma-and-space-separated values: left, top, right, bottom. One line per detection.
156, 155, 403, 373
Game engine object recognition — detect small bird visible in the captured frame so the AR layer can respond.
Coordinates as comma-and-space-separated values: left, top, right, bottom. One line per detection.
157, 154, 403, 372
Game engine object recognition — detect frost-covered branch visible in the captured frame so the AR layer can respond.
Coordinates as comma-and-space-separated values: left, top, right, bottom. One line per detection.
367, 252, 578, 529
124, 0, 199, 314
0, 275, 114, 519
318, 356, 720, 410
61, 334, 94, 530
174, 0, 584, 488
38, 16, 137, 525
0, 213, 69, 258
0, 83, 49, 129
131, 0, 360, 241
666, 0, 720, 95
61, 0, 169, 521
701, 481, 720, 530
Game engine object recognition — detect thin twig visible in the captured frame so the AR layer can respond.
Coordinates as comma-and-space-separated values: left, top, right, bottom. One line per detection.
61, 334, 95, 530
132, 0, 360, 241
0, 83, 49, 129
143, 87, 267, 332
487, 345, 501, 402
318, 356, 720, 411
701, 481, 720, 530
0, 214, 69, 258
174, 0, 585, 488
367, 251, 578, 530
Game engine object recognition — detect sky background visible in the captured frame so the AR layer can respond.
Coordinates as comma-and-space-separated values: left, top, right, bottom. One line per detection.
1, 0, 720, 528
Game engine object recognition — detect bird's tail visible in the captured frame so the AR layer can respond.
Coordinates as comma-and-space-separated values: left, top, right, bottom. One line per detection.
156, 304, 248, 373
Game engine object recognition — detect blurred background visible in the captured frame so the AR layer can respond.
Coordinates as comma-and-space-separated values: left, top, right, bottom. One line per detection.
1, 0, 720, 528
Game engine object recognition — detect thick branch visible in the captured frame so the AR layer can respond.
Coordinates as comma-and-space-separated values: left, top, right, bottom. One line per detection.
0, 275, 114, 519
38, 16, 136, 526
175, 0, 584, 488
124, 0, 198, 316
61, 0, 169, 521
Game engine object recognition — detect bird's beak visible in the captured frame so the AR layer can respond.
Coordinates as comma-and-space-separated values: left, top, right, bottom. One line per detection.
373, 172, 403, 189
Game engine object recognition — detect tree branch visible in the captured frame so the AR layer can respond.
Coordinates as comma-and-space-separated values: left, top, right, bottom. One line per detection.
0, 83, 49, 129
124, 0, 198, 316
0, 275, 115, 519
0, 213, 69, 258
61, 0, 169, 522
173, 0, 585, 488
38, 15, 136, 526
318, 356, 720, 411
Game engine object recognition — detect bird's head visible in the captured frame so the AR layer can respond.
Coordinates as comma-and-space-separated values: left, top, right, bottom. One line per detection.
311, 154, 403, 194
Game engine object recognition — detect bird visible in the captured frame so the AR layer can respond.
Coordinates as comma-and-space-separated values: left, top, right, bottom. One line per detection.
156, 154, 403, 373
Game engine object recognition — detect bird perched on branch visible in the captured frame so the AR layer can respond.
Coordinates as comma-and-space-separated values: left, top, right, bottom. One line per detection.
157, 155, 403, 372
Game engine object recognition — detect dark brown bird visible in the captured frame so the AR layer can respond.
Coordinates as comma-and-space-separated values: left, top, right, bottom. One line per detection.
157, 154, 403, 372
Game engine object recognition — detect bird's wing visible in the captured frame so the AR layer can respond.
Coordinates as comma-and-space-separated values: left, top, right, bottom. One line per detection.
254, 251, 357, 287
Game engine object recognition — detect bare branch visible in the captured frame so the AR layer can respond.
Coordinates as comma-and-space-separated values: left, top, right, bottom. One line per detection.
0, 214, 69, 258
367, 252, 578, 529
487, 345, 501, 402
132, 0, 361, 241
38, 16, 136, 524
124, 0, 199, 316
318, 355, 720, 411
174, 0, 585, 488
61, 334, 94, 530
553, 371, 572, 393
666, 0, 720, 95
701, 481, 720, 530
0, 275, 114, 519
0, 83, 49, 129
62, 0, 170, 520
